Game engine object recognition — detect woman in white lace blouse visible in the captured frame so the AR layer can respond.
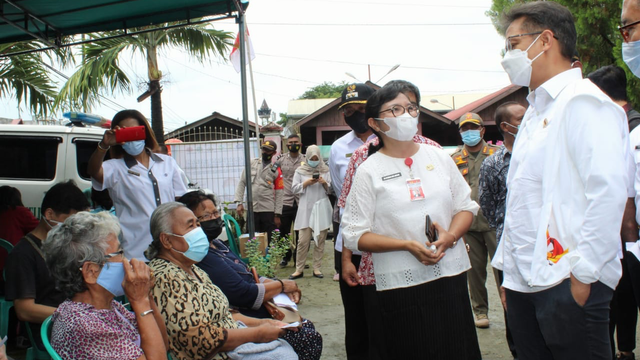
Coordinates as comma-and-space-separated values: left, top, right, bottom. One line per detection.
342, 80, 481, 359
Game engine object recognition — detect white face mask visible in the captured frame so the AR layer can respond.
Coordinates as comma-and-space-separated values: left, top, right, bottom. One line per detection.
501, 34, 545, 87
623, 40, 640, 78
375, 114, 418, 142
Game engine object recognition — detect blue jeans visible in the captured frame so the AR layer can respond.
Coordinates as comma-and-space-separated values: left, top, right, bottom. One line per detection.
506, 278, 613, 360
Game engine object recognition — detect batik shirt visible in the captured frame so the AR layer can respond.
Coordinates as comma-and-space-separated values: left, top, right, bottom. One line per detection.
150, 258, 239, 360
478, 146, 511, 242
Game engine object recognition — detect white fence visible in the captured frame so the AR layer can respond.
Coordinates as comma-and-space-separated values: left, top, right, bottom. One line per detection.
171, 138, 259, 204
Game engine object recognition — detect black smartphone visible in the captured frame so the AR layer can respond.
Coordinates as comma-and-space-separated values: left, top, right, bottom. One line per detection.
425, 215, 438, 243
312, 173, 320, 179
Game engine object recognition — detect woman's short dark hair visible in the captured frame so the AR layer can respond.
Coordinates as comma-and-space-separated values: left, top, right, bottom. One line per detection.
365, 80, 421, 156
587, 65, 628, 102
109, 110, 159, 158
0, 186, 23, 212
178, 190, 216, 212
501, 1, 576, 61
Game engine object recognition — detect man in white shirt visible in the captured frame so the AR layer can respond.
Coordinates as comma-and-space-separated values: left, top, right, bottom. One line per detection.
328, 83, 376, 360
492, 2, 629, 359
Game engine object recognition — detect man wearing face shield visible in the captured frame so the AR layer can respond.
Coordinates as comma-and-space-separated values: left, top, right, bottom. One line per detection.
451, 112, 500, 329
492, 2, 629, 359
235, 140, 284, 241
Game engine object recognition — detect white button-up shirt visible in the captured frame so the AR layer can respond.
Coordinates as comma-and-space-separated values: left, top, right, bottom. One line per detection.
329, 131, 376, 254
92, 151, 187, 260
492, 68, 627, 292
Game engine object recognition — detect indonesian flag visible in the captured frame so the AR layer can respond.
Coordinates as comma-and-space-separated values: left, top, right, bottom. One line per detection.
230, 28, 256, 73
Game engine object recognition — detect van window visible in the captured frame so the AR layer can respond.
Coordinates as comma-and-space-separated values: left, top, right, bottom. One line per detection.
0, 136, 60, 180
74, 139, 111, 180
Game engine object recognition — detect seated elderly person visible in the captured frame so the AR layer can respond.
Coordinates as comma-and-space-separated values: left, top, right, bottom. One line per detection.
145, 202, 299, 360
178, 191, 322, 360
43, 211, 168, 360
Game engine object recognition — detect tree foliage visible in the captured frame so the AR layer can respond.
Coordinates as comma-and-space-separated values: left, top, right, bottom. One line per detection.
298, 81, 346, 100
0, 42, 73, 118
56, 22, 232, 140
487, 0, 640, 106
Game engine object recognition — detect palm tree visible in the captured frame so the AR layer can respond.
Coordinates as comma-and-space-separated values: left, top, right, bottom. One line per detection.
0, 42, 73, 118
56, 22, 233, 141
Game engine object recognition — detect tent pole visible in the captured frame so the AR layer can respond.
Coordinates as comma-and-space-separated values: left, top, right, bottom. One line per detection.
238, 13, 255, 238
244, 21, 261, 158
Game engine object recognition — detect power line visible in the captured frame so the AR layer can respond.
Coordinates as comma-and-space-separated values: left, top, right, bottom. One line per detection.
254, 52, 505, 73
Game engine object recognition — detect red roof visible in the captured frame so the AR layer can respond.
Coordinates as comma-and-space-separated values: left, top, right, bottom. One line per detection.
444, 85, 524, 121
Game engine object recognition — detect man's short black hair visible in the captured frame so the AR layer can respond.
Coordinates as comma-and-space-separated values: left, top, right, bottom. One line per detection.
41, 181, 90, 215
494, 102, 521, 135
501, 1, 576, 61
587, 65, 628, 102
287, 134, 300, 140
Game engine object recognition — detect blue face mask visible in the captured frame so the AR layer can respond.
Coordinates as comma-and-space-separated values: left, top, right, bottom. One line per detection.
461, 129, 482, 146
169, 227, 210, 262
307, 160, 320, 168
623, 40, 640, 78
122, 140, 145, 156
96, 262, 125, 297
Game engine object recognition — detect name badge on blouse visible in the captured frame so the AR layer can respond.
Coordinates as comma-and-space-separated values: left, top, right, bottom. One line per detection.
127, 170, 140, 176
406, 178, 425, 201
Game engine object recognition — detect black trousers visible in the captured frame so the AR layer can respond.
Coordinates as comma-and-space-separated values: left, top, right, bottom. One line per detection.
254, 211, 276, 243
497, 270, 518, 358
610, 253, 640, 354
336, 250, 369, 360
280, 204, 298, 263
506, 279, 613, 360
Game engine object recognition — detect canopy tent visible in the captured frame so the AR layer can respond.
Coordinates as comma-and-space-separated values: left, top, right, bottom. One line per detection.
0, 0, 260, 235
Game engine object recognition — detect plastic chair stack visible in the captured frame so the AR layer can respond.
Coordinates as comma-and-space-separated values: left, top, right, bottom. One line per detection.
222, 214, 248, 263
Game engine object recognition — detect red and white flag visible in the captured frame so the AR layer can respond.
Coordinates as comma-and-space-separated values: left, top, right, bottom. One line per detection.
229, 28, 256, 73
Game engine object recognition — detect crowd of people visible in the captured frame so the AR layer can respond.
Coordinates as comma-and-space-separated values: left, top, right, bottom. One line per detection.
5, 1, 640, 359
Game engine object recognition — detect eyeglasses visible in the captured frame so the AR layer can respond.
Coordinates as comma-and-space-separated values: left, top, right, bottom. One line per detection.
619, 20, 640, 42
197, 211, 220, 221
379, 104, 419, 118
78, 249, 124, 269
505, 31, 543, 51
341, 105, 365, 117
105, 249, 124, 260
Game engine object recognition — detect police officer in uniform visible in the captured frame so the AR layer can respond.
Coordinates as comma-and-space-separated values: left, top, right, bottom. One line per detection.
450, 112, 500, 328
235, 140, 284, 241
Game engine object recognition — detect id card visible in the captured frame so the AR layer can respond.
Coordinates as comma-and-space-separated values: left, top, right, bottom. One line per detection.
406, 178, 425, 201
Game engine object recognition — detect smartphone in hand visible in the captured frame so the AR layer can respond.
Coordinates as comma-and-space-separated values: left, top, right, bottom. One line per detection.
312, 173, 320, 179
115, 126, 146, 143
425, 214, 439, 243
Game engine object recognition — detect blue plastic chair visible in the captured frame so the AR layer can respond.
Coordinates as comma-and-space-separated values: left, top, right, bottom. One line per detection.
222, 214, 248, 263
0, 238, 13, 338
40, 316, 62, 360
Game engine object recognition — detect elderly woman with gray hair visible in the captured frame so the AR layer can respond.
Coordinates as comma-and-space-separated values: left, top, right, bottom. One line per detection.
145, 202, 299, 360
43, 211, 169, 360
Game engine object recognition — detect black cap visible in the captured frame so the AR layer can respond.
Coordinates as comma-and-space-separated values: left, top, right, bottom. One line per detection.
338, 83, 375, 110
261, 140, 277, 151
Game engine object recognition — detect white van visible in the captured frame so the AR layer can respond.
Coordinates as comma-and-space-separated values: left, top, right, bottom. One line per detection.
0, 123, 106, 217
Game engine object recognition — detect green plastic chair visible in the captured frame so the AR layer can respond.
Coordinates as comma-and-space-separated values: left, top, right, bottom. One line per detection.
0, 238, 13, 338
40, 316, 62, 360
25, 321, 50, 360
222, 214, 248, 263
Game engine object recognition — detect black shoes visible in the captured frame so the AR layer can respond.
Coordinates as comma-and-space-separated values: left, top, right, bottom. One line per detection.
289, 272, 303, 279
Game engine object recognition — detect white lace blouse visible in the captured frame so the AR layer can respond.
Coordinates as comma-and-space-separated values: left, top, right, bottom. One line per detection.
342, 144, 479, 291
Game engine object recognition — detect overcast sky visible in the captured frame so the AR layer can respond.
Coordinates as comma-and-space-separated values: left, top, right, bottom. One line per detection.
0, 0, 511, 133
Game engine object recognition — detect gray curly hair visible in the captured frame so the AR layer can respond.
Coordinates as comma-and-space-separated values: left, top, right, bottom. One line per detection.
144, 202, 186, 260
43, 211, 120, 297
